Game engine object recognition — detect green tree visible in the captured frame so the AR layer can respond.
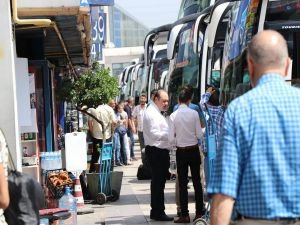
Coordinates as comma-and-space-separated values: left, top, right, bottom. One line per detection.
57, 63, 119, 108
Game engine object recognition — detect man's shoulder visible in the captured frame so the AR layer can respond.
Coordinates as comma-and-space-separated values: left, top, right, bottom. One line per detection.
190, 103, 200, 109
169, 110, 177, 120
144, 104, 156, 115
133, 105, 141, 111
124, 104, 130, 111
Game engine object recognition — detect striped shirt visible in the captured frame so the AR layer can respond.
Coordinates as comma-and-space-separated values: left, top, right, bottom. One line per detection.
200, 92, 225, 152
208, 74, 300, 219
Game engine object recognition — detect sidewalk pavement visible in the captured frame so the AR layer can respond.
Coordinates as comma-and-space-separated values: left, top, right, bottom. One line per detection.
78, 139, 197, 225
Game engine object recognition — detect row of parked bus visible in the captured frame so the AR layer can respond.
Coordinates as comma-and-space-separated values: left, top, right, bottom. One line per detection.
119, 0, 300, 110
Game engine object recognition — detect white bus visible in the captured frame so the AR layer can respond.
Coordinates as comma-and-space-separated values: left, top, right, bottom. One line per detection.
220, 0, 300, 106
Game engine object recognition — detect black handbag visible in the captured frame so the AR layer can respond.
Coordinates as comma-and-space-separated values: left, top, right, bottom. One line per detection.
4, 145, 45, 225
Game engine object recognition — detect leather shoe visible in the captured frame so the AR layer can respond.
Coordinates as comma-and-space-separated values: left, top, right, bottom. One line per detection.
193, 212, 204, 222
150, 214, 173, 221
174, 215, 190, 223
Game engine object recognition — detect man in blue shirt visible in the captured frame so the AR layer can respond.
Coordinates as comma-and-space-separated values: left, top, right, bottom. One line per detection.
208, 30, 300, 225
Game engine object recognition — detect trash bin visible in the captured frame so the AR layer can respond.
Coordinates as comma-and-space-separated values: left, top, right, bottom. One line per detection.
86, 171, 123, 200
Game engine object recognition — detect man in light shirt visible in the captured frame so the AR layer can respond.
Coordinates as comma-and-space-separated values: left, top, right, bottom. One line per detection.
132, 94, 147, 154
143, 89, 173, 222
169, 87, 204, 223
88, 102, 115, 173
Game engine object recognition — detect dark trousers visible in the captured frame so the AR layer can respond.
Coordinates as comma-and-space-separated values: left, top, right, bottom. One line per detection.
145, 145, 170, 216
176, 145, 204, 216
127, 129, 135, 158
89, 137, 111, 173
138, 131, 145, 151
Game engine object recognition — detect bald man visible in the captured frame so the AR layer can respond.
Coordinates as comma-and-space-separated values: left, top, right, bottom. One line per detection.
208, 30, 300, 225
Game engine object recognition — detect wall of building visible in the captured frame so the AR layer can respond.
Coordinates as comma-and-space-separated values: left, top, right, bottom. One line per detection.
103, 46, 143, 76
108, 5, 149, 48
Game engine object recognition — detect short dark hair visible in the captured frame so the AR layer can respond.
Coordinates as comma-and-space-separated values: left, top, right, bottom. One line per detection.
150, 89, 158, 96
178, 87, 193, 103
209, 88, 220, 106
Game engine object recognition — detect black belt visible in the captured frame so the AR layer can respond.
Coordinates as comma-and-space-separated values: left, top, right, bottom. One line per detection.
176, 144, 198, 150
239, 215, 300, 222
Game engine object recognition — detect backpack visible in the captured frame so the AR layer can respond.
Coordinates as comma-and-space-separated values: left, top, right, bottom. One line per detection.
137, 164, 152, 180
3, 137, 45, 225
4, 169, 45, 225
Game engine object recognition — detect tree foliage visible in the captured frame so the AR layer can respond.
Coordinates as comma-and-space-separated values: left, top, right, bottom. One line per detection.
57, 63, 119, 108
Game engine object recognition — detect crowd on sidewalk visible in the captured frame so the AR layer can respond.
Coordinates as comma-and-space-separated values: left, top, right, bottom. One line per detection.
1, 30, 300, 225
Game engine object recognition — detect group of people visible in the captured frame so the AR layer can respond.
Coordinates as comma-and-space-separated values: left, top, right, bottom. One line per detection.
143, 30, 300, 225
88, 95, 147, 172
143, 86, 223, 223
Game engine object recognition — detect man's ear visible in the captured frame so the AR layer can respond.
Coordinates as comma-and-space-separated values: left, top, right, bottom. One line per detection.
247, 56, 255, 86
284, 57, 291, 77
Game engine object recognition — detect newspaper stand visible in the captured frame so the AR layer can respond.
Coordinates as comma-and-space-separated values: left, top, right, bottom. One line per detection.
95, 142, 119, 204
193, 104, 217, 225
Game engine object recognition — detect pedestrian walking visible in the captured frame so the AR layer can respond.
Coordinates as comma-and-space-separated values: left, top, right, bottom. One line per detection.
132, 94, 147, 154
169, 87, 204, 223
209, 30, 300, 225
143, 89, 173, 221
124, 96, 137, 161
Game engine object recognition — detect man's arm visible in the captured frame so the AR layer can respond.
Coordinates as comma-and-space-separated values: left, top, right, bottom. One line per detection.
88, 119, 93, 132
168, 114, 176, 147
210, 194, 234, 225
132, 107, 138, 130
128, 118, 136, 133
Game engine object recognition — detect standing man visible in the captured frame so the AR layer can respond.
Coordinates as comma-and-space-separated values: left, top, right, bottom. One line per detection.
88, 102, 115, 173
200, 86, 225, 185
169, 87, 204, 223
209, 30, 300, 225
143, 89, 173, 221
124, 96, 137, 161
132, 94, 147, 154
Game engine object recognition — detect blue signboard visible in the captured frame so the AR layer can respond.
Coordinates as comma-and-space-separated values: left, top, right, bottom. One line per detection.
80, 0, 114, 6
91, 7, 107, 61
89, 0, 114, 6
80, 0, 89, 7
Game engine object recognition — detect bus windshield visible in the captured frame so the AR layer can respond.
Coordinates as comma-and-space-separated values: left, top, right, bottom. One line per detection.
265, 0, 300, 87
135, 65, 145, 97
124, 68, 134, 98
221, 0, 259, 105
168, 21, 200, 111
178, 0, 211, 19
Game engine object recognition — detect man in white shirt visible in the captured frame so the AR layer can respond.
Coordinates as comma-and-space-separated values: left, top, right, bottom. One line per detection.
169, 87, 204, 223
143, 89, 173, 222
88, 103, 115, 173
132, 94, 147, 154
